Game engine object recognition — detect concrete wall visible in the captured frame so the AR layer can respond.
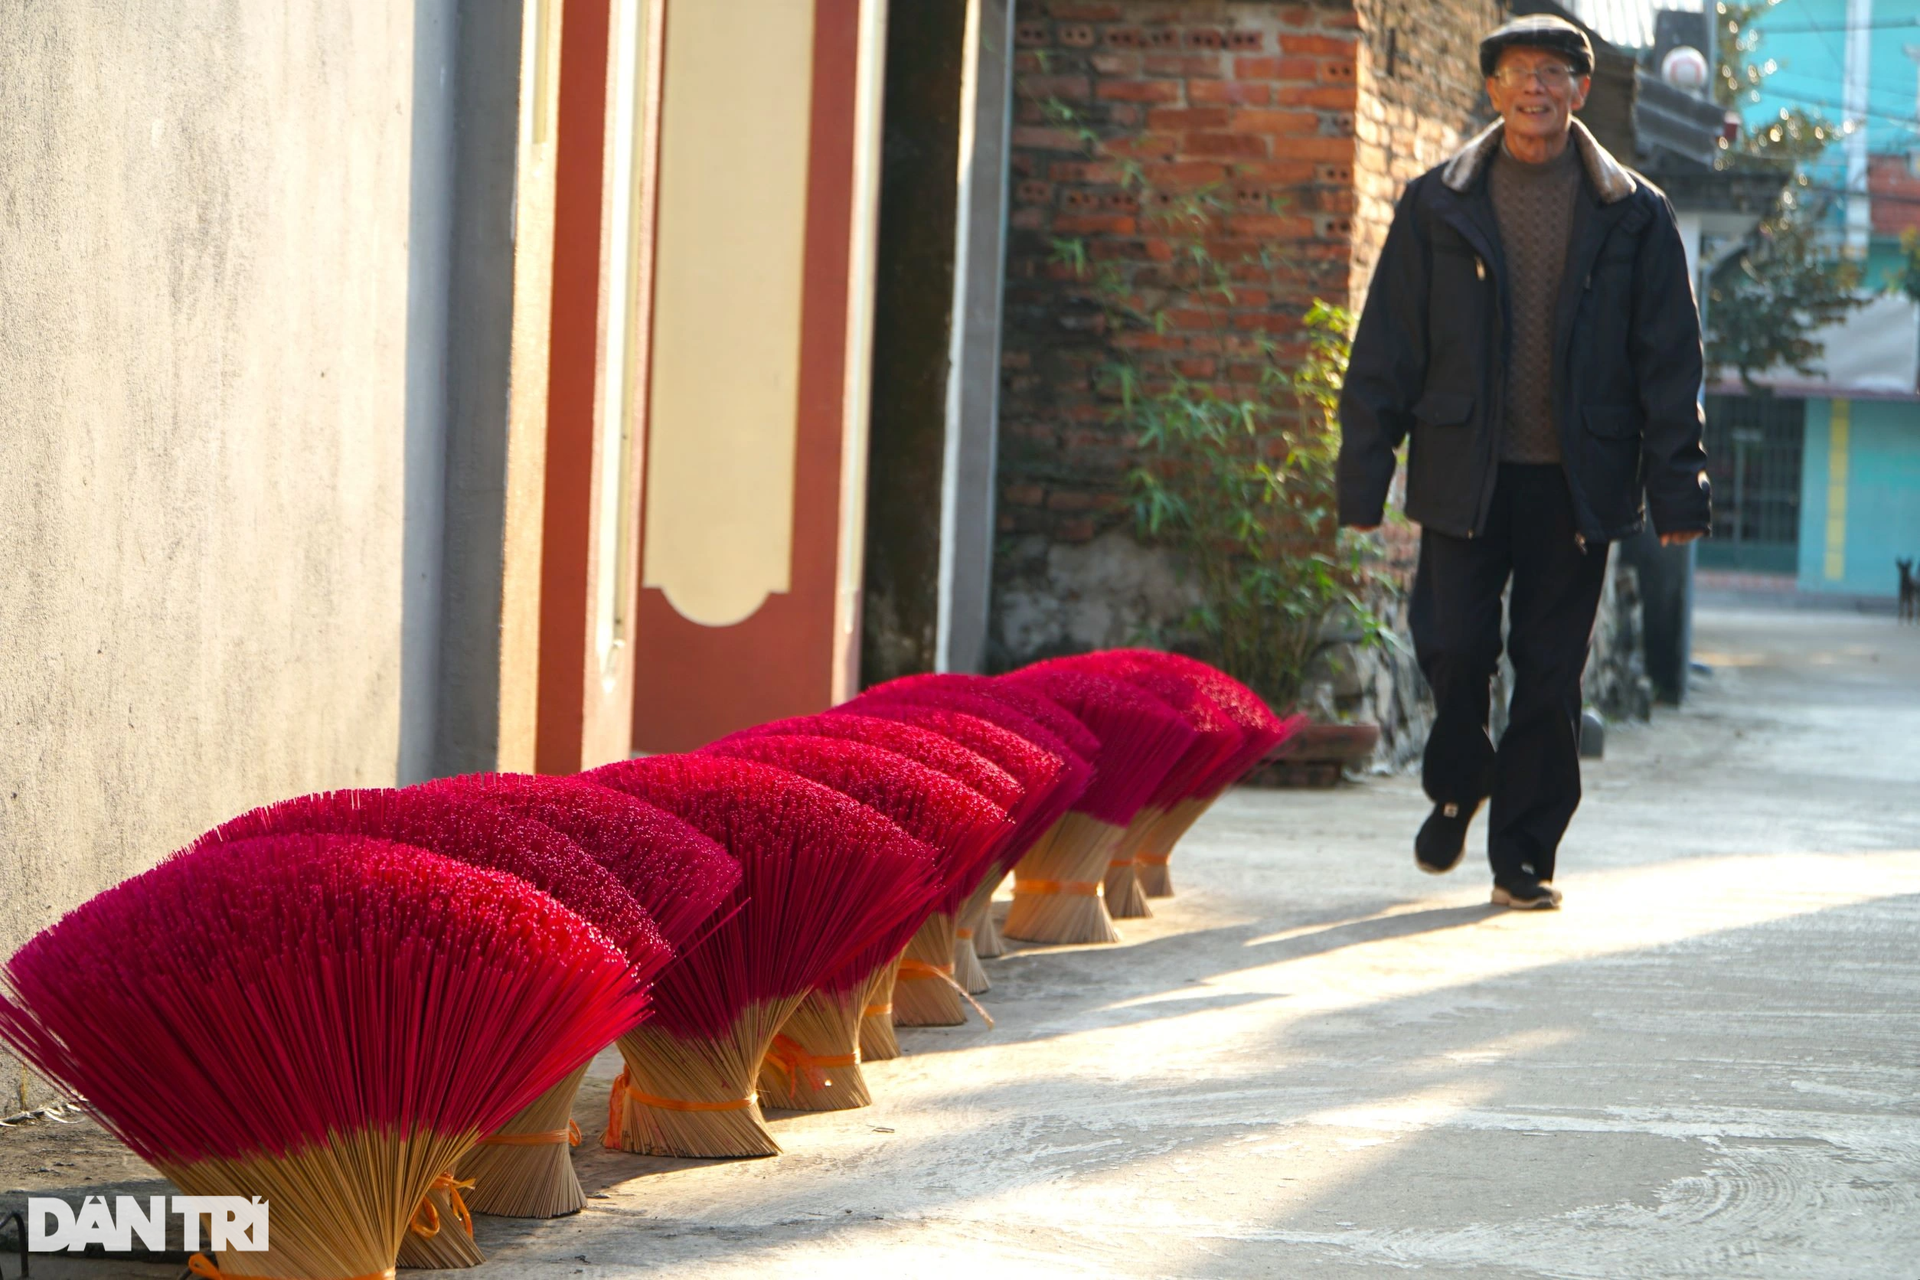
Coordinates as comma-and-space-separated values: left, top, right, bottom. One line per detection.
0, 3, 461, 1105
1798, 397, 1920, 599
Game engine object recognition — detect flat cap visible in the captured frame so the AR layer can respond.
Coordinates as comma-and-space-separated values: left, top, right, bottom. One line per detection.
1479, 14, 1594, 77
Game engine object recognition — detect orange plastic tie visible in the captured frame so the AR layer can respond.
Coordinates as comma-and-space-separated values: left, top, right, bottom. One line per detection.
605, 1066, 755, 1137
862, 1003, 893, 1017
479, 1116, 582, 1146
188, 1257, 394, 1280
955, 927, 975, 940
1107, 859, 1134, 869
1014, 878, 1101, 896
762, 1033, 859, 1091
408, 1172, 476, 1239
896, 959, 955, 981
895, 959, 996, 1029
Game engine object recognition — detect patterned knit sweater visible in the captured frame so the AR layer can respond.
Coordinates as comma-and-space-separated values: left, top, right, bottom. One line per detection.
1488, 141, 1582, 464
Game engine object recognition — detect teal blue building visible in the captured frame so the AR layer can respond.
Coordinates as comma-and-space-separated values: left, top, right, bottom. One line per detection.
1797, 397, 1920, 593
1695, 0, 1920, 600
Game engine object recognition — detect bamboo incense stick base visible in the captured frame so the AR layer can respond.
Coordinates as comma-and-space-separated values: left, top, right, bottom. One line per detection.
960, 872, 1005, 958
758, 985, 871, 1111
893, 914, 966, 1026
456, 1062, 590, 1219
1003, 813, 1125, 945
1136, 796, 1211, 897
395, 1174, 484, 1270
953, 923, 989, 994
162, 1125, 477, 1280
857, 961, 901, 1061
1103, 857, 1152, 920
605, 1000, 797, 1158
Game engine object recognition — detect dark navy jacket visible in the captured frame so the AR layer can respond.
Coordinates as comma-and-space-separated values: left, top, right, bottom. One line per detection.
1337, 119, 1713, 543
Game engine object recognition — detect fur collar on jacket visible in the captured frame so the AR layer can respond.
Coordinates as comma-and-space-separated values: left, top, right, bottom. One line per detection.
1440, 117, 1636, 204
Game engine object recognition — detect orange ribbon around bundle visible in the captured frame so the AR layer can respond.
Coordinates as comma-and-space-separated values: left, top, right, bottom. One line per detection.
408, 1172, 476, 1239
602, 1068, 758, 1147
1013, 878, 1101, 896
894, 959, 996, 1027
478, 1118, 582, 1147
862, 1002, 892, 1017
1136, 853, 1171, 867
761, 1033, 858, 1091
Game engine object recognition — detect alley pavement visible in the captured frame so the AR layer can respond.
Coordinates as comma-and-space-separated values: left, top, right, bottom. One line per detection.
6, 605, 1918, 1278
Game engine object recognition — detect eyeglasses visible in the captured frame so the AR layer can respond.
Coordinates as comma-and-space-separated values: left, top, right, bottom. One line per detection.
1490, 64, 1578, 88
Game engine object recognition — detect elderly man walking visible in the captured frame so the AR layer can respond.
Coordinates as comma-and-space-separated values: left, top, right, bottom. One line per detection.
1337, 15, 1712, 909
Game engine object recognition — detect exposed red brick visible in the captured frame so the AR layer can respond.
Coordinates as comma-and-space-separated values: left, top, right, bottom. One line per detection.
1025, 74, 1093, 101
1050, 160, 1126, 184
1233, 56, 1290, 79
1096, 79, 1184, 102
1140, 160, 1231, 188
1280, 34, 1357, 56
1188, 80, 1272, 106
1144, 53, 1226, 77
1232, 312, 1303, 332
1011, 126, 1085, 150
1229, 213, 1314, 238
998, 0, 1498, 601
1054, 214, 1138, 234
1267, 136, 1353, 162
1145, 106, 1229, 131
1276, 84, 1358, 109
1233, 109, 1320, 134
1186, 132, 1270, 158
1100, 133, 1180, 158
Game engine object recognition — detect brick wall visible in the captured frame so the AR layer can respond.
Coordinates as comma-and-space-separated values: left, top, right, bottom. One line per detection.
991, 0, 1494, 667
1350, 0, 1498, 298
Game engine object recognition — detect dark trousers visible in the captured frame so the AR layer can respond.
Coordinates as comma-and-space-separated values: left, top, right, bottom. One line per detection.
1410, 464, 1609, 883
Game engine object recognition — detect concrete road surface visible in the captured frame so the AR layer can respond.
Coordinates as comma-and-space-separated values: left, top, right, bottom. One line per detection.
6, 605, 1918, 1278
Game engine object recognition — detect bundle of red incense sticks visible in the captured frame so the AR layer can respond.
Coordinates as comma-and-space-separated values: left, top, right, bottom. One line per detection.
585, 754, 936, 1156
1030, 653, 1247, 918
702, 734, 1010, 1073
0, 833, 649, 1280
1076, 651, 1305, 896
199, 787, 673, 1268
414, 773, 740, 1219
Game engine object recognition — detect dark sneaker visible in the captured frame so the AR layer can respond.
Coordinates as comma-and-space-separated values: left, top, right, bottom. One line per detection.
1491, 874, 1562, 910
1415, 799, 1481, 874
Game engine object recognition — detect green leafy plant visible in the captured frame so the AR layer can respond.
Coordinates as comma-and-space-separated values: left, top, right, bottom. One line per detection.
1051, 174, 1382, 714
1705, 0, 1869, 386
1708, 200, 1865, 386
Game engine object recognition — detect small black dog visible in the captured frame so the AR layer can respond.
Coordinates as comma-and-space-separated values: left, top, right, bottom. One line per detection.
1899, 558, 1917, 624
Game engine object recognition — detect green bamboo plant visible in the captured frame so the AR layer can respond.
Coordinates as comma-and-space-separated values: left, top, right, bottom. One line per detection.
1051, 173, 1384, 714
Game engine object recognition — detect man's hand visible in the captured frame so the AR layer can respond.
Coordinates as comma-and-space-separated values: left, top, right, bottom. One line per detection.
1659, 530, 1705, 547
